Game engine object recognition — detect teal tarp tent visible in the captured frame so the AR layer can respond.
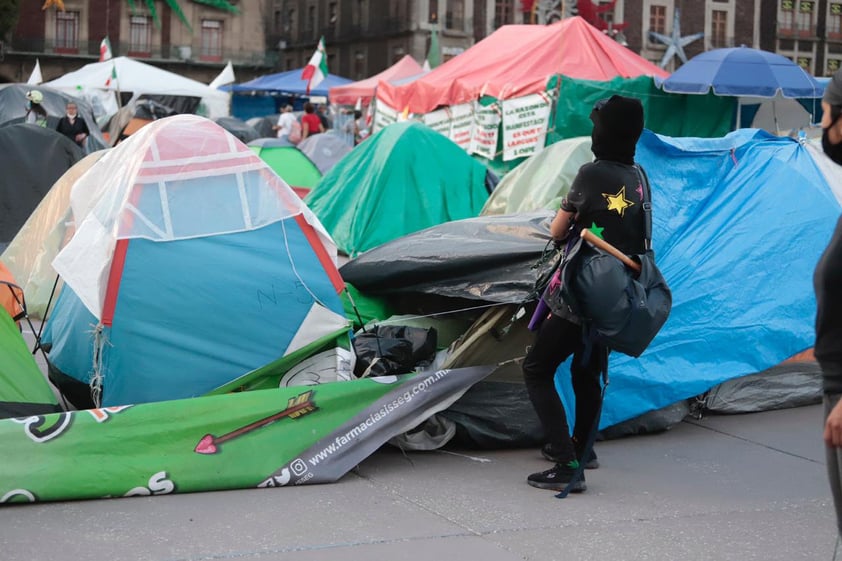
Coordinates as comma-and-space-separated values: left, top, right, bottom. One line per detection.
305, 121, 491, 256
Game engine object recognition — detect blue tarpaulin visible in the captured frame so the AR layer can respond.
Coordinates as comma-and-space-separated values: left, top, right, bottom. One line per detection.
558, 129, 842, 428
224, 69, 353, 97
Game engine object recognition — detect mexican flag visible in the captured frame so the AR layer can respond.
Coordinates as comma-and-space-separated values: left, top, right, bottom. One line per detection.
301, 36, 328, 95
99, 36, 113, 62
104, 63, 117, 87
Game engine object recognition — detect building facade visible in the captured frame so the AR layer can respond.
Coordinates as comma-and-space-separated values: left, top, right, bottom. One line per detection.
2, 1, 839, 88
269, 0, 527, 79
1, 0, 272, 84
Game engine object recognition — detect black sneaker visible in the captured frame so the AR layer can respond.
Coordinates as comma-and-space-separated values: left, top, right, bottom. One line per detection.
542, 443, 600, 469
527, 461, 586, 492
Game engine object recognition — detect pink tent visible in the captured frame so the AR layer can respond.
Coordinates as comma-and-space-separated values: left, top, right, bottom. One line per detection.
329, 55, 425, 106
376, 17, 670, 114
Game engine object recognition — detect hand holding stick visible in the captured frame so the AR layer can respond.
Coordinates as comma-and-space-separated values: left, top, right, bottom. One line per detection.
580, 229, 642, 274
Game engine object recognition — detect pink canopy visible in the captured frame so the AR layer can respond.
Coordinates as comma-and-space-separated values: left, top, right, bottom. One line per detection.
376, 17, 670, 114
329, 55, 425, 106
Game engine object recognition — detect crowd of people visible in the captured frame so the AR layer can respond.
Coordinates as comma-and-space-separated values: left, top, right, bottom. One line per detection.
274, 101, 366, 146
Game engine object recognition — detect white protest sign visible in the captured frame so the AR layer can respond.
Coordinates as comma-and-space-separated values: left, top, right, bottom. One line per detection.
449, 103, 474, 151
469, 101, 501, 159
501, 93, 552, 161
423, 107, 452, 137
373, 102, 398, 133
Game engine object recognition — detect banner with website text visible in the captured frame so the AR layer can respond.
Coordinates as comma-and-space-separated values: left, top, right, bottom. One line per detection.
0, 366, 492, 504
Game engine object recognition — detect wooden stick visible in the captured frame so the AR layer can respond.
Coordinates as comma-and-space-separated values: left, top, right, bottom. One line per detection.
580, 229, 642, 274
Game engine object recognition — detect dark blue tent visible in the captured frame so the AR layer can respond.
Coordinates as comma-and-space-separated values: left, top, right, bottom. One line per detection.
224, 69, 353, 97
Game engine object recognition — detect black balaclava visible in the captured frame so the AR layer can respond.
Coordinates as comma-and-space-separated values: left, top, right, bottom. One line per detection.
589, 95, 644, 165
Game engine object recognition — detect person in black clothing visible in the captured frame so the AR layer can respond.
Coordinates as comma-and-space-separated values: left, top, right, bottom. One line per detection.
817, 70, 842, 543
523, 95, 647, 492
55, 101, 90, 147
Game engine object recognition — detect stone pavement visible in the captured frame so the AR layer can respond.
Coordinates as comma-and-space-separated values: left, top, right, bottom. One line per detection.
0, 402, 835, 561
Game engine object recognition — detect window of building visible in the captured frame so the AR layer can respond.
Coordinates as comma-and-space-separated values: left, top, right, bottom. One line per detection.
327, 2, 337, 27
389, 0, 406, 19
797, 0, 815, 35
829, 3, 842, 37
286, 8, 296, 39
796, 55, 812, 71
274, 10, 282, 33
447, 0, 465, 30
354, 51, 365, 79
286, 57, 296, 70
711, 10, 727, 48
494, 0, 514, 29
392, 45, 406, 63
308, 5, 316, 37
55, 10, 79, 52
200, 20, 223, 61
129, 15, 152, 55
828, 58, 841, 75
429, 0, 438, 23
598, 0, 615, 26
354, 0, 366, 27
649, 4, 666, 35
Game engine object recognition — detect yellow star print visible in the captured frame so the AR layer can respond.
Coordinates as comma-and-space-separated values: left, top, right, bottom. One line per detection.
603, 186, 634, 217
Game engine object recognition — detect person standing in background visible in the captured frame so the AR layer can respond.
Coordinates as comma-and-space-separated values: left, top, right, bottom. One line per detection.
24, 90, 48, 127
301, 102, 324, 139
56, 101, 90, 147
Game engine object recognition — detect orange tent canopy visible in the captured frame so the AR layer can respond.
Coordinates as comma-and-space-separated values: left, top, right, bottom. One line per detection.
0, 262, 23, 323
329, 55, 425, 106
376, 16, 669, 114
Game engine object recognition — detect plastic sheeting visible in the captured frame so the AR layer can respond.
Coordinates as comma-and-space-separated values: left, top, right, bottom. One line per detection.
339, 211, 553, 303
481, 137, 592, 216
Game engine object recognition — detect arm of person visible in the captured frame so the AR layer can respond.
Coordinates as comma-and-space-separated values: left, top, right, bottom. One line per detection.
302, 121, 310, 138
550, 208, 575, 242
825, 398, 842, 447
822, 100, 842, 145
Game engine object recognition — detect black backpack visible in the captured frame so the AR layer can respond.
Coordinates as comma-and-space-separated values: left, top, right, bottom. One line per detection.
555, 165, 672, 357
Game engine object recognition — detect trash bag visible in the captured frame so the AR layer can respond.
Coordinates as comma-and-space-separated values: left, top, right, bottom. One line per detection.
352, 325, 438, 377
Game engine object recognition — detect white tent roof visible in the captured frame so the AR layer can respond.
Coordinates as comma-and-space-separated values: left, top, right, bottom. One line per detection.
45, 56, 230, 118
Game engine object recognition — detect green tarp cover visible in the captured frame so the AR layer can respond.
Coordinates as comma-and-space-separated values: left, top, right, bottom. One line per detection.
481, 136, 593, 216
305, 121, 490, 257
549, 75, 735, 142
0, 309, 60, 418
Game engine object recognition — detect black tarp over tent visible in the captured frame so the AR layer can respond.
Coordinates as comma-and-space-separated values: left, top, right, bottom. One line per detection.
0, 125, 84, 249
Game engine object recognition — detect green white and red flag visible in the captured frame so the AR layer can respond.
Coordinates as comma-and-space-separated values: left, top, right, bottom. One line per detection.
99, 37, 113, 62
301, 36, 328, 95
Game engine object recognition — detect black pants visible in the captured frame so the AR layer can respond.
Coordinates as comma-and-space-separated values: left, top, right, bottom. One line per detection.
522, 313, 604, 463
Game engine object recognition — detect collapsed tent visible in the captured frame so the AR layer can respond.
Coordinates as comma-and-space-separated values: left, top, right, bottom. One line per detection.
0, 125, 84, 251
376, 16, 669, 114
42, 115, 350, 408
105, 99, 177, 145
342, 129, 840, 431
215, 116, 261, 144
329, 55, 425, 106
305, 121, 492, 257
0, 84, 108, 151
248, 138, 322, 198
45, 57, 231, 120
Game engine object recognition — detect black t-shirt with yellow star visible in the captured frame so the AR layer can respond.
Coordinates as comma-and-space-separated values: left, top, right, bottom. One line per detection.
561, 160, 647, 256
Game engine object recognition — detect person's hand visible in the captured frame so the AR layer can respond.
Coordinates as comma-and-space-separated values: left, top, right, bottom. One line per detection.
824, 399, 842, 447
75, 133, 87, 142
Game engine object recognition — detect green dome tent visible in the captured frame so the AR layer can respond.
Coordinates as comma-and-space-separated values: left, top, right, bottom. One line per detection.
305, 121, 491, 256
248, 138, 322, 198
481, 136, 593, 216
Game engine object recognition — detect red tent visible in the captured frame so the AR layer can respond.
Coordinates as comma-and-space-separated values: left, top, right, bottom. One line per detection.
329, 55, 425, 106
376, 17, 669, 114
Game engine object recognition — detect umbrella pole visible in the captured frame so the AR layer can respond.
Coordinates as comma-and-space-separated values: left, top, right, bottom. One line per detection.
772, 98, 780, 135
736, 99, 741, 131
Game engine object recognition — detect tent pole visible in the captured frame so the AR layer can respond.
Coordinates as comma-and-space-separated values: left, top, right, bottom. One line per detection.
736, 99, 741, 131
772, 98, 780, 135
